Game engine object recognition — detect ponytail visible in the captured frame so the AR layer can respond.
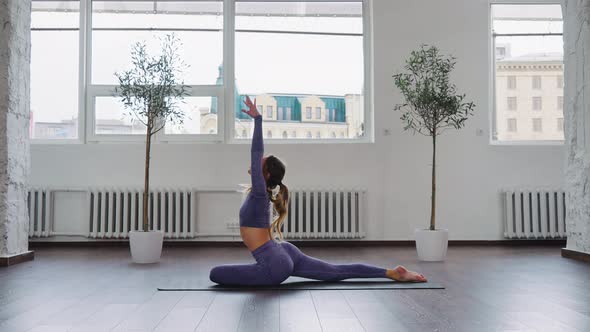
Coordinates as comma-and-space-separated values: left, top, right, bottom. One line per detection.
268, 183, 289, 240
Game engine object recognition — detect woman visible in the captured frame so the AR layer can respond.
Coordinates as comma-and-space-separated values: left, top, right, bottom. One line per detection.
209, 96, 427, 286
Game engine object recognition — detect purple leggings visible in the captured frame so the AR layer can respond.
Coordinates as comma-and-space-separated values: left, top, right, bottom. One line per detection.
209, 240, 387, 286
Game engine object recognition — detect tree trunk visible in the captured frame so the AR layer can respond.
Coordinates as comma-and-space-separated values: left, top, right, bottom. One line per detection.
430, 134, 436, 231
143, 119, 152, 232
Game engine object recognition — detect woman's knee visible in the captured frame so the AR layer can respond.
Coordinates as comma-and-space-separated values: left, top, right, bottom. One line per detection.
209, 266, 225, 283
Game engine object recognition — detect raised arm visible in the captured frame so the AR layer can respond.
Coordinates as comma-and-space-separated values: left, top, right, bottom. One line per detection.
250, 116, 265, 195
242, 96, 266, 196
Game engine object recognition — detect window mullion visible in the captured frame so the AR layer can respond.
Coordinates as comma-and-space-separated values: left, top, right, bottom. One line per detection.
362, 0, 373, 142
84, 0, 93, 143
493, 33, 563, 37
77, 0, 89, 143
223, 0, 235, 143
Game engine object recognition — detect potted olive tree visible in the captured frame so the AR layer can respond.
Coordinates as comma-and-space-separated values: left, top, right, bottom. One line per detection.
393, 45, 475, 261
115, 34, 188, 264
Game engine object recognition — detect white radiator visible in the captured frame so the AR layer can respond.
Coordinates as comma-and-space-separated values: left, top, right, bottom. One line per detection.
282, 189, 366, 239
503, 188, 566, 239
88, 188, 194, 239
27, 188, 52, 238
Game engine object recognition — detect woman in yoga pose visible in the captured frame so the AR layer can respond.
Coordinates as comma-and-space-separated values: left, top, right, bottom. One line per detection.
209, 96, 427, 286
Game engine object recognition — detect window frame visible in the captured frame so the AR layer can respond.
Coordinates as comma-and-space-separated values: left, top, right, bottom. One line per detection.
489, 1, 564, 146
507, 75, 516, 89
86, 1, 225, 143
532, 117, 543, 132
532, 75, 542, 90
507, 96, 517, 111
30, 0, 85, 144
29, 0, 374, 145
226, 0, 373, 144
266, 105, 273, 119
507, 118, 517, 132
532, 96, 543, 111
557, 117, 564, 131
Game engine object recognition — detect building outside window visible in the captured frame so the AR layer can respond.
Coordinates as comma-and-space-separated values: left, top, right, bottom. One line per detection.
557, 118, 564, 132
533, 96, 542, 111
507, 97, 517, 111
507, 76, 516, 89
557, 75, 564, 88
285, 107, 292, 121
532, 76, 542, 90
266, 106, 273, 118
507, 118, 517, 132
532, 118, 543, 132
277, 107, 284, 120
496, 46, 506, 58
492, 4, 563, 142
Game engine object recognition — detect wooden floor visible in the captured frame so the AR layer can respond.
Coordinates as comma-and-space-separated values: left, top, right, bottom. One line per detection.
0, 244, 589, 332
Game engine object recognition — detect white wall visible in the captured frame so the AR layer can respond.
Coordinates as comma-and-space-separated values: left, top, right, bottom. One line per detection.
30, 0, 565, 241
1, 0, 32, 255
563, 0, 590, 254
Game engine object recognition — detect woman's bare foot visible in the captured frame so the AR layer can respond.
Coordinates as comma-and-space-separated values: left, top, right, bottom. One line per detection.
386, 265, 427, 282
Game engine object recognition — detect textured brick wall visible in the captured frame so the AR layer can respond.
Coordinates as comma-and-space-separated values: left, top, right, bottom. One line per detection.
563, 0, 590, 254
0, 0, 31, 256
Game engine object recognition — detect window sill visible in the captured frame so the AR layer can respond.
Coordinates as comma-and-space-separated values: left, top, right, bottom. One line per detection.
489, 139, 565, 146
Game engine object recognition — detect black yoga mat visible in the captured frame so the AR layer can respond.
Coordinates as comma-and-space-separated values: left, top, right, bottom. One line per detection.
158, 277, 444, 291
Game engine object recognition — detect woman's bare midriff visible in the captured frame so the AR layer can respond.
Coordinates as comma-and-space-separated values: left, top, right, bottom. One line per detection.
240, 226, 272, 252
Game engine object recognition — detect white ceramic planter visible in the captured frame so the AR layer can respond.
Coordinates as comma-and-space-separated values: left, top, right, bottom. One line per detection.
415, 229, 449, 262
129, 230, 164, 264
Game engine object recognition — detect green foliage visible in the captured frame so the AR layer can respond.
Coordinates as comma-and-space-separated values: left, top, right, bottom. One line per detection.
114, 34, 189, 233
114, 34, 189, 134
393, 45, 475, 136
393, 45, 475, 232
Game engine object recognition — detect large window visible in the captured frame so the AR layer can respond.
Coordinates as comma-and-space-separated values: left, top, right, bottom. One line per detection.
31, 0, 370, 143
492, 4, 564, 142
88, 0, 223, 141
31, 1, 80, 140
234, 1, 365, 140
91, 1, 223, 85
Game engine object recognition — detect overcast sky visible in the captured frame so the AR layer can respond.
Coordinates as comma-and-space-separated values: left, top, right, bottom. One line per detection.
30, 3, 562, 125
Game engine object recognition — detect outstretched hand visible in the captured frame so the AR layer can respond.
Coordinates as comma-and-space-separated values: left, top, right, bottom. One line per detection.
241, 95, 260, 118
